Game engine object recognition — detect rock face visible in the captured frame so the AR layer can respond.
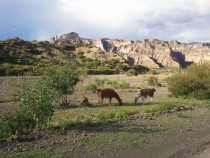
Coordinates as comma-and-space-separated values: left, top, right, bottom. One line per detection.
50, 32, 210, 68
50, 32, 82, 44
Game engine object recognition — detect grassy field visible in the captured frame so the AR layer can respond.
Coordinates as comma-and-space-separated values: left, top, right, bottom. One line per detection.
1, 74, 210, 157
0, 74, 205, 127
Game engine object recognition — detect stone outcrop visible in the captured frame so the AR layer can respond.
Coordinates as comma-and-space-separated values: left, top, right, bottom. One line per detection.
50, 32, 82, 44
50, 32, 210, 68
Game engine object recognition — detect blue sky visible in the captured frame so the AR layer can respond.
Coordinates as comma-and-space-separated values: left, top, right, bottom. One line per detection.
0, 0, 210, 43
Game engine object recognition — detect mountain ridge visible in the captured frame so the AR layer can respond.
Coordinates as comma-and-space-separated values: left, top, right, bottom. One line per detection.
50, 32, 210, 68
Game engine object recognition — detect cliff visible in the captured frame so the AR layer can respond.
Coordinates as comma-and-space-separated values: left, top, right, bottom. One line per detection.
50, 32, 210, 68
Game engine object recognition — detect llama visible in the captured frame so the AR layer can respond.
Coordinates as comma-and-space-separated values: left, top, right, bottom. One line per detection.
97, 88, 122, 106
135, 88, 156, 104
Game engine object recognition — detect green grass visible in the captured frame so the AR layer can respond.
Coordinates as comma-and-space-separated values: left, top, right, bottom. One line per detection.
142, 102, 180, 113
161, 117, 193, 128
78, 123, 167, 150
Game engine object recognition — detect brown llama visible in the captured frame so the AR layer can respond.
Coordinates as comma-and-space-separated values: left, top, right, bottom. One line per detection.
97, 88, 122, 106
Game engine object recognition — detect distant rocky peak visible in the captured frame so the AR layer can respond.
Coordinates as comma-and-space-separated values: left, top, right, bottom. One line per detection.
50, 32, 82, 44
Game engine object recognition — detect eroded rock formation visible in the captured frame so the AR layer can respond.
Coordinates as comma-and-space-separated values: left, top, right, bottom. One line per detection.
50, 32, 210, 68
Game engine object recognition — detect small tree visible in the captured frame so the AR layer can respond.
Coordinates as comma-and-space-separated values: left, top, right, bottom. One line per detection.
43, 60, 80, 106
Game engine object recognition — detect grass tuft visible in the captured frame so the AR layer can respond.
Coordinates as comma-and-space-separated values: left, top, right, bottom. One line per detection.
142, 102, 179, 113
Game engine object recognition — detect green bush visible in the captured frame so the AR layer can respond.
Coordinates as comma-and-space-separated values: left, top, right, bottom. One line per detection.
147, 69, 157, 75
125, 69, 137, 76
18, 77, 55, 128
83, 83, 97, 93
94, 77, 108, 88
106, 79, 129, 89
147, 76, 160, 87
131, 65, 150, 74
115, 63, 124, 72
43, 60, 80, 106
167, 62, 210, 99
0, 77, 55, 139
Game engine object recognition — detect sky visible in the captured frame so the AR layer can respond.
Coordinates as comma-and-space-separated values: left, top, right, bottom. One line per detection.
0, 0, 210, 43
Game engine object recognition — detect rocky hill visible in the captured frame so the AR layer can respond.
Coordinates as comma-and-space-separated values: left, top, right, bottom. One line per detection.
50, 32, 210, 68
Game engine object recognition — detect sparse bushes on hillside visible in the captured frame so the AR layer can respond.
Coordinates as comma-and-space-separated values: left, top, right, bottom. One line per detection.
167, 62, 210, 99
3, 45, 10, 52
76, 51, 85, 59
78, 67, 116, 75
131, 65, 150, 74
105, 59, 119, 68
115, 63, 124, 73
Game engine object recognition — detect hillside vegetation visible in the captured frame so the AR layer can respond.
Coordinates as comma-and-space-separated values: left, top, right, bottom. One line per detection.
0, 38, 149, 76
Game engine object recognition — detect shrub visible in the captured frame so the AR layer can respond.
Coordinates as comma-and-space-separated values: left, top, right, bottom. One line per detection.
43, 60, 80, 106
0, 76, 55, 139
83, 83, 97, 93
105, 59, 119, 68
147, 76, 160, 87
147, 69, 157, 75
106, 79, 129, 89
17, 77, 55, 129
167, 62, 210, 99
9, 51, 15, 56
115, 63, 124, 72
106, 80, 118, 88
119, 80, 129, 89
131, 65, 150, 74
125, 69, 137, 76
94, 77, 107, 88
86, 50, 91, 53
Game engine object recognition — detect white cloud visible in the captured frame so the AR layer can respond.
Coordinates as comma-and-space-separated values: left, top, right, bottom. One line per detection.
0, 0, 210, 42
